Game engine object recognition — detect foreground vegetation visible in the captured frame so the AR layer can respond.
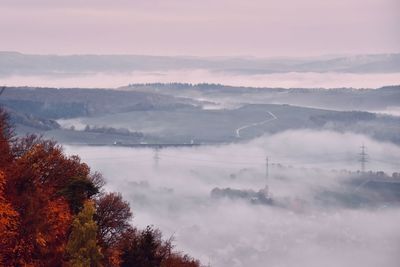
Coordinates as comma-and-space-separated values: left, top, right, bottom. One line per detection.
0, 108, 200, 267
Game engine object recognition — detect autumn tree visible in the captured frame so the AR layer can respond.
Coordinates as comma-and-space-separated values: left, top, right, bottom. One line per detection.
95, 192, 132, 266
0, 113, 101, 265
0, 109, 201, 267
161, 253, 201, 267
119, 226, 201, 267
5, 136, 97, 265
119, 226, 163, 267
0, 171, 19, 266
0, 109, 13, 168
66, 200, 103, 267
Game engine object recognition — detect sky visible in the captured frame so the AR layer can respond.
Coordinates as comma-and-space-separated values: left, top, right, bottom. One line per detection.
0, 0, 399, 57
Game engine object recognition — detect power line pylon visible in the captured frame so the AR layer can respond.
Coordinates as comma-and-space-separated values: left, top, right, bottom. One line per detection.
359, 145, 368, 173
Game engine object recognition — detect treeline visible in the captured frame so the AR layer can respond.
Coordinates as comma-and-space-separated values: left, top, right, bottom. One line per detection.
82, 125, 144, 139
0, 109, 200, 267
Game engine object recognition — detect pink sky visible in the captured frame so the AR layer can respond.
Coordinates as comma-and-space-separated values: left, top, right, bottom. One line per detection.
0, 0, 399, 56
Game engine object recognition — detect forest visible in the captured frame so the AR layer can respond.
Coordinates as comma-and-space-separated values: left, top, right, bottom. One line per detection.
0, 108, 200, 267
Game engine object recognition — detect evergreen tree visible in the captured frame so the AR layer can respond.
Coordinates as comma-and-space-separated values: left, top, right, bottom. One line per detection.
66, 200, 103, 267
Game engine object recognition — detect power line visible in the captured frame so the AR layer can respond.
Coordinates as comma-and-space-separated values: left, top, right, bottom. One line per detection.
72, 145, 399, 172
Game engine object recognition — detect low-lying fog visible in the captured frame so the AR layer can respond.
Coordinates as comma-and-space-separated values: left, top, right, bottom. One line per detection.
2, 70, 400, 89
65, 130, 400, 267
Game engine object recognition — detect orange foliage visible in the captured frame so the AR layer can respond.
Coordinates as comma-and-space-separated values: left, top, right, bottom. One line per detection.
0, 110, 200, 267
107, 248, 123, 267
37, 198, 72, 260
0, 171, 19, 266
4, 139, 89, 265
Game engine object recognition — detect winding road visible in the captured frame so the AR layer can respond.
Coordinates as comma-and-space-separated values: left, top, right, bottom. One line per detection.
235, 111, 278, 138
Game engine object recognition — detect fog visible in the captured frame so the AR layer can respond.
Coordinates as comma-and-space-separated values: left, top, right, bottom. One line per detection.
2, 70, 400, 89
64, 130, 400, 267
375, 107, 400, 117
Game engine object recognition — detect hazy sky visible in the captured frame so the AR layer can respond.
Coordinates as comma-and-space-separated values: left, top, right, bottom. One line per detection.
0, 0, 399, 56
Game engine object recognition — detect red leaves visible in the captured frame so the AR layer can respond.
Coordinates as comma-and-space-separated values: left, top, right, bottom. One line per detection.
0, 129, 93, 265
0, 171, 19, 265
0, 109, 200, 267
96, 192, 133, 248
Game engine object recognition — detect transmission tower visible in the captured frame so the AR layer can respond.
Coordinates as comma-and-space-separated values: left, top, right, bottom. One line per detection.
359, 145, 368, 173
265, 156, 269, 181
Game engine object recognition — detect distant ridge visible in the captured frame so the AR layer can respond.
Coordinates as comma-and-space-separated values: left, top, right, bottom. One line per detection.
1, 52, 399, 76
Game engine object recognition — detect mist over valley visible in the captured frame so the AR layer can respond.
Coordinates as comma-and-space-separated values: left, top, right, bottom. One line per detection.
1, 80, 400, 266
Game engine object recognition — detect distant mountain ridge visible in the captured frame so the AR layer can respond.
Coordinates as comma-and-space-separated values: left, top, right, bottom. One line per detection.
1, 52, 399, 76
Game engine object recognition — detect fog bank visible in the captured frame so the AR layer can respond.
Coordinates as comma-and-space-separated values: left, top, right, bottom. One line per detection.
64, 130, 400, 267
